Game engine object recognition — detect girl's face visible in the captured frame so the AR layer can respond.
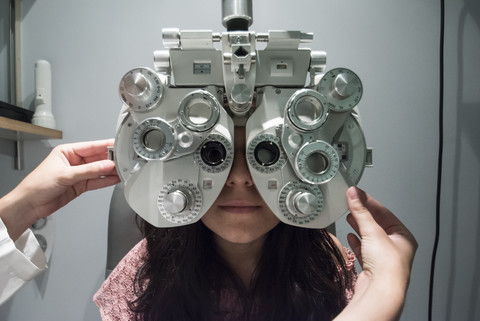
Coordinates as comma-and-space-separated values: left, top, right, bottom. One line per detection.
201, 127, 280, 245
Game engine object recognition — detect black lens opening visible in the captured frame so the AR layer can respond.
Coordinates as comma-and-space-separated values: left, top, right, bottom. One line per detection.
254, 141, 280, 166
201, 141, 227, 166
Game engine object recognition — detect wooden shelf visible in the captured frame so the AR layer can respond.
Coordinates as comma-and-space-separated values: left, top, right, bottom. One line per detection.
0, 116, 62, 170
0, 116, 62, 141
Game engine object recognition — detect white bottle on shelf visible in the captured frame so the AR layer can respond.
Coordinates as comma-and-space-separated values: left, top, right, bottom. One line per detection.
32, 60, 56, 129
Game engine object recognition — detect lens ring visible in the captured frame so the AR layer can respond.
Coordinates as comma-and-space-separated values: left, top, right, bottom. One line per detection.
194, 134, 233, 173
142, 128, 166, 152
247, 133, 287, 174
286, 89, 328, 131
179, 90, 220, 132
254, 141, 280, 166
294, 141, 340, 184
119, 68, 163, 112
133, 118, 175, 160
201, 141, 227, 166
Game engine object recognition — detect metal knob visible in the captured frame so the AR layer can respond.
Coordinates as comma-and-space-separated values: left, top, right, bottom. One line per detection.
124, 73, 148, 97
162, 28, 181, 48
317, 68, 362, 112
231, 84, 252, 109
287, 190, 318, 217
153, 50, 171, 73
119, 68, 163, 112
163, 190, 189, 214
333, 72, 360, 98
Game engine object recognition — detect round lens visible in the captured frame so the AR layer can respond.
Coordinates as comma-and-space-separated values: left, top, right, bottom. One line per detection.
187, 98, 212, 125
306, 151, 329, 174
142, 129, 166, 152
201, 141, 227, 166
254, 141, 280, 166
294, 96, 323, 124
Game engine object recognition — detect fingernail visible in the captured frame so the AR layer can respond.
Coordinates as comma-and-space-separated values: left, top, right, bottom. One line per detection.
347, 186, 359, 200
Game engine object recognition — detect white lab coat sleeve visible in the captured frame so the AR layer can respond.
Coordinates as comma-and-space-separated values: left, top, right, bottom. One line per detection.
0, 217, 47, 305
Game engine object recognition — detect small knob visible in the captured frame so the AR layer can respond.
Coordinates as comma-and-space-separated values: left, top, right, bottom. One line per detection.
293, 191, 318, 216
153, 50, 171, 73
162, 28, 180, 48
333, 72, 360, 98
318, 68, 362, 112
287, 190, 318, 217
119, 68, 163, 112
163, 190, 189, 214
124, 73, 148, 97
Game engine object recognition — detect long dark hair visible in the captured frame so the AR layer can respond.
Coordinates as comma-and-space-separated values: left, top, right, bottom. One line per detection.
130, 220, 353, 321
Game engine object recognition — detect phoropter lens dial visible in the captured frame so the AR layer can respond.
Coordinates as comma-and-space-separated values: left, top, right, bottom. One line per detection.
247, 133, 287, 174
194, 134, 234, 173
317, 68, 363, 112
179, 90, 221, 132
201, 141, 227, 166
295, 141, 340, 184
286, 89, 328, 131
133, 118, 175, 160
119, 68, 163, 112
254, 141, 280, 166
279, 181, 324, 225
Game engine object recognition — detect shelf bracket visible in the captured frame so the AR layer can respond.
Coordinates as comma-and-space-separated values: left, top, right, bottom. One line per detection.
14, 139, 24, 170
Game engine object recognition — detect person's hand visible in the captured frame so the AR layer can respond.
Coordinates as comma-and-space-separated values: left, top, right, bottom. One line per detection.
0, 139, 120, 240
335, 186, 417, 321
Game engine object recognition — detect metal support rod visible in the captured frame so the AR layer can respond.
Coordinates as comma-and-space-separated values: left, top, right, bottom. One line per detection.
15, 140, 24, 170
222, 0, 253, 31
9, 0, 22, 106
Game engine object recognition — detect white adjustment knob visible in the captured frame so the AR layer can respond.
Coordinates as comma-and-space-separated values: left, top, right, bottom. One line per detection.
163, 190, 189, 214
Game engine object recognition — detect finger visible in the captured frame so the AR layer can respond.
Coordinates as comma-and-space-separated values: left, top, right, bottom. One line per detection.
346, 213, 360, 236
361, 193, 406, 234
85, 175, 121, 191
346, 186, 381, 237
62, 160, 117, 186
71, 139, 115, 157
60, 139, 115, 164
347, 233, 363, 267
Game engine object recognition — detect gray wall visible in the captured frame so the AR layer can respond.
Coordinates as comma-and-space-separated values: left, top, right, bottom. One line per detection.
0, 0, 478, 320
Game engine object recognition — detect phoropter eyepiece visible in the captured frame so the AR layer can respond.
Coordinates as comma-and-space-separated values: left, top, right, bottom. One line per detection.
254, 141, 280, 167
201, 141, 227, 167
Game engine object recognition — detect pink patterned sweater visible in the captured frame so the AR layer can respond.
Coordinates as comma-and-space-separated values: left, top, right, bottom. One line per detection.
94, 239, 357, 320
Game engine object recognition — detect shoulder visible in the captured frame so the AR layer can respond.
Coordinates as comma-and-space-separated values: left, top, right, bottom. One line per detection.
93, 238, 147, 320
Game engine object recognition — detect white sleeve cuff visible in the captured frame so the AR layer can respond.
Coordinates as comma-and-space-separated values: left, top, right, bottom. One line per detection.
0, 218, 47, 305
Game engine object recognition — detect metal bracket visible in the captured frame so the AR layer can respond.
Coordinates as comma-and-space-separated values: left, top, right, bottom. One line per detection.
15, 139, 24, 170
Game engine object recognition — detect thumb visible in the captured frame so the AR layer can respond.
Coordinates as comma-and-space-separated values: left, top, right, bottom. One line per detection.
346, 186, 379, 237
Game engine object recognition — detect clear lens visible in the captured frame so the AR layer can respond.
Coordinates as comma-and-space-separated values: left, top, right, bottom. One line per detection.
142, 129, 166, 152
